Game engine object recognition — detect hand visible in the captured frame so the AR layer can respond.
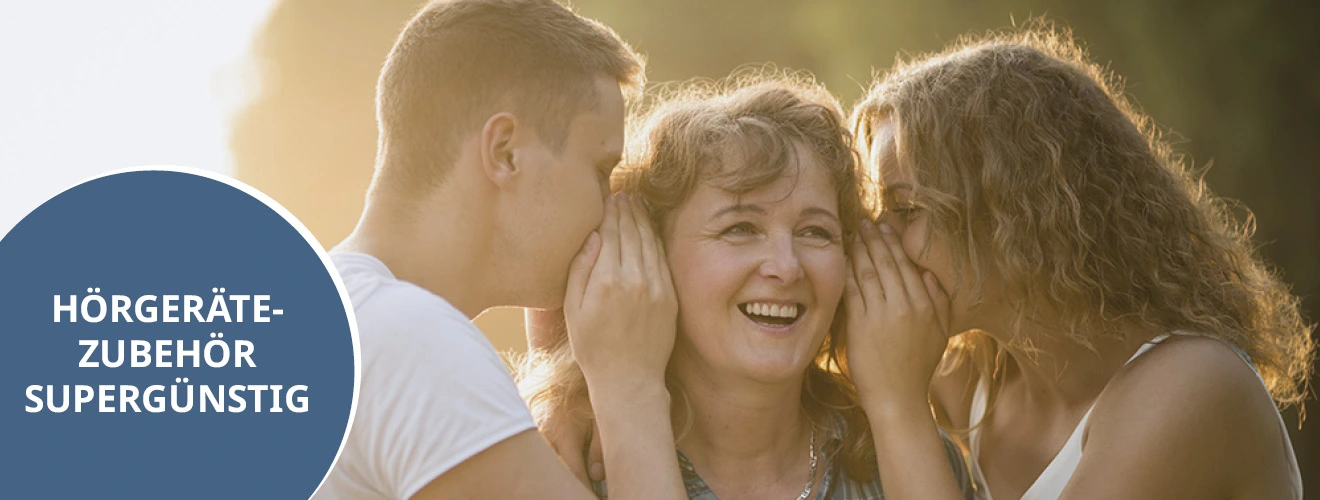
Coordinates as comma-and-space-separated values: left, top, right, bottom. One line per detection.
844, 220, 951, 409
563, 193, 678, 392
537, 392, 605, 487
525, 307, 609, 485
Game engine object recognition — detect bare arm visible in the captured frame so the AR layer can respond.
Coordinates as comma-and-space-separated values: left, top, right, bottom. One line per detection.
523, 308, 606, 486
1060, 336, 1299, 499
565, 196, 684, 499
526, 307, 567, 352
413, 377, 677, 500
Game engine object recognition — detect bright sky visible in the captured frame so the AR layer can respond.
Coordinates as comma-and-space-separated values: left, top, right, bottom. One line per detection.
0, 1, 278, 236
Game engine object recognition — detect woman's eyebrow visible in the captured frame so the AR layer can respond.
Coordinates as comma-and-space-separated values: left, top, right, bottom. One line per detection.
710, 203, 765, 220
801, 207, 840, 222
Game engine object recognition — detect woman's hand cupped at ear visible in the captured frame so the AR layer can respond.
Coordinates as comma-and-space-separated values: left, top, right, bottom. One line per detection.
843, 220, 952, 410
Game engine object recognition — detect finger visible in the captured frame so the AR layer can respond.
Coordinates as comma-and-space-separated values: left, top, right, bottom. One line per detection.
543, 412, 591, 487
655, 233, 675, 292
923, 271, 952, 336
616, 193, 644, 279
560, 435, 591, 487
587, 420, 605, 482
598, 195, 622, 270
877, 223, 929, 307
862, 220, 908, 309
564, 231, 601, 312
843, 258, 864, 308
849, 223, 883, 306
631, 197, 661, 284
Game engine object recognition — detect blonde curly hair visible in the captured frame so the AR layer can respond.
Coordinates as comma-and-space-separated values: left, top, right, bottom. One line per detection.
850, 22, 1314, 412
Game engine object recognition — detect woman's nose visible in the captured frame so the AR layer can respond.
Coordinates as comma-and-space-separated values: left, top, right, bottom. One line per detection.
757, 233, 804, 285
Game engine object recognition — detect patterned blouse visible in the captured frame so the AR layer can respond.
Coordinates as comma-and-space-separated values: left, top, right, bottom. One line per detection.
595, 423, 974, 500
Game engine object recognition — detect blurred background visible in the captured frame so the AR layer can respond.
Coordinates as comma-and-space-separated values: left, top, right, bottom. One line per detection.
3, 0, 1317, 492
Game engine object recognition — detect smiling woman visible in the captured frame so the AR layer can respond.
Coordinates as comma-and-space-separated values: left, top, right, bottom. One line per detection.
518, 69, 973, 499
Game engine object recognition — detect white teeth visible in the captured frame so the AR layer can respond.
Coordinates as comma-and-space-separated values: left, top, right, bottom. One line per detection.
744, 302, 798, 318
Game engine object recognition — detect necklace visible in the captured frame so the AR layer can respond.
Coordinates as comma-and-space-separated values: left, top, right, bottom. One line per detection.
796, 426, 819, 500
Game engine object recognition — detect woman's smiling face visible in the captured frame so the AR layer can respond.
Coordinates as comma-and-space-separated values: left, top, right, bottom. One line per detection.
665, 144, 846, 383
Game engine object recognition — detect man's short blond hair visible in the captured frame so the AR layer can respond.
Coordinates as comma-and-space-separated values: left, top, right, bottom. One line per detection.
374, 0, 644, 192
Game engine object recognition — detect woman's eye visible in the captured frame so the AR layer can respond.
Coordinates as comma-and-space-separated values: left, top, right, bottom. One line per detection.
720, 222, 758, 237
800, 226, 837, 242
889, 205, 922, 220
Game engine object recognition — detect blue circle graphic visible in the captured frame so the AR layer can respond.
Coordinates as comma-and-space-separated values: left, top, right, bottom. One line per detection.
0, 169, 357, 498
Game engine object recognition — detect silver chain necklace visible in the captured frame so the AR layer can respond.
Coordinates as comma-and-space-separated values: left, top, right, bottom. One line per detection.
796, 426, 819, 500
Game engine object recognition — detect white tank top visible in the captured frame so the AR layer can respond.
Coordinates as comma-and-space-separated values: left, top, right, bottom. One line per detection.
965, 332, 1302, 499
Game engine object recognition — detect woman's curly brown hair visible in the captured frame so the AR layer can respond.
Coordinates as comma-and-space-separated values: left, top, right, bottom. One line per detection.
850, 21, 1314, 412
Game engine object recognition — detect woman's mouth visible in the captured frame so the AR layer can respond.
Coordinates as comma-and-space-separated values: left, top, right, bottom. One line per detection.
738, 302, 805, 327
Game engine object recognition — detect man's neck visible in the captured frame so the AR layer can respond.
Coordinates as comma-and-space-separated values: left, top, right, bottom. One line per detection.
335, 189, 499, 319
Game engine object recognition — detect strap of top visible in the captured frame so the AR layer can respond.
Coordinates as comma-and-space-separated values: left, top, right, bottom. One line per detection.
967, 379, 992, 500
966, 332, 1180, 500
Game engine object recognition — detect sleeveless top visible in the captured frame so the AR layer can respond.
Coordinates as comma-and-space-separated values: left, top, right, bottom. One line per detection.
966, 332, 1302, 499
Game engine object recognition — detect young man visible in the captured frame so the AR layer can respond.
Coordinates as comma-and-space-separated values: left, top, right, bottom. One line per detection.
316, 1, 684, 498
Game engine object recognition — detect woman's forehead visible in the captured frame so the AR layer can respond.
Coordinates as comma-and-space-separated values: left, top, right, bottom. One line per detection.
695, 161, 838, 212
867, 118, 913, 186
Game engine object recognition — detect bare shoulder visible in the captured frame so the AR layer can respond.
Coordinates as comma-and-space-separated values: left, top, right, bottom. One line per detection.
1065, 335, 1298, 499
1093, 334, 1276, 430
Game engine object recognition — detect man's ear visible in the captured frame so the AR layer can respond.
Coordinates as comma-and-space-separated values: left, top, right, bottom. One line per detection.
480, 112, 520, 188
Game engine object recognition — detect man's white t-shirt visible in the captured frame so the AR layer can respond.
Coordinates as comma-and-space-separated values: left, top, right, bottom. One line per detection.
314, 252, 535, 500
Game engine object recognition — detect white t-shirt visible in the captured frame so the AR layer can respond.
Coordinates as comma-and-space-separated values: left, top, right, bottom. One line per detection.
314, 252, 536, 500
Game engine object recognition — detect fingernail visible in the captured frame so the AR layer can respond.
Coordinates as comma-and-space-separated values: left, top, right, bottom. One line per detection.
878, 223, 893, 234
861, 220, 874, 232
589, 462, 604, 480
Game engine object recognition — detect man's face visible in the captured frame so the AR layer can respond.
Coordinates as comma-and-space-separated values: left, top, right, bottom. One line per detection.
516, 76, 626, 307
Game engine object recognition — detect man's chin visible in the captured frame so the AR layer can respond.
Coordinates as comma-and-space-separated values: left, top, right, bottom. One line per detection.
526, 282, 567, 311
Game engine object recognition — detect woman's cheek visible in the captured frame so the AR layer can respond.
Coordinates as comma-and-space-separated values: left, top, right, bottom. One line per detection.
813, 248, 848, 304
900, 220, 932, 269
901, 222, 957, 295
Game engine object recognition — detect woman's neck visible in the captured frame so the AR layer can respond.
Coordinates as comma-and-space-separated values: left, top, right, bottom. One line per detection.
985, 321, 1158, 411
669, 354, 815, 493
